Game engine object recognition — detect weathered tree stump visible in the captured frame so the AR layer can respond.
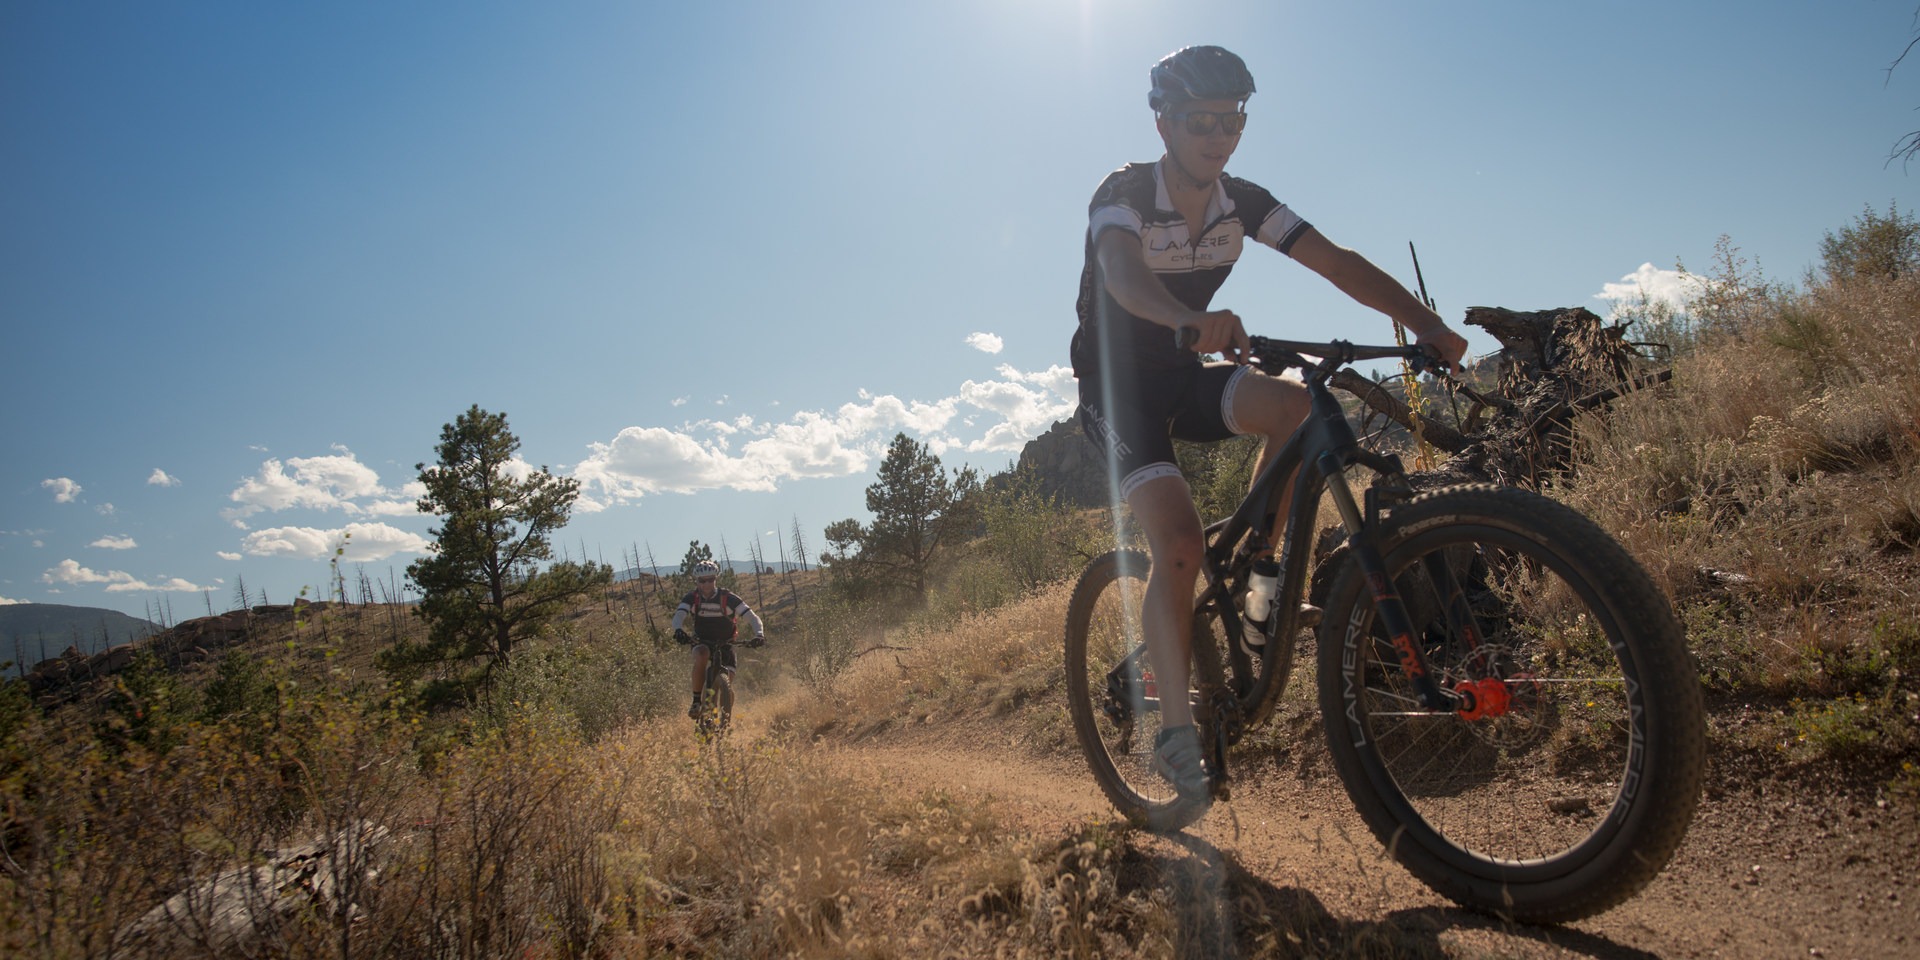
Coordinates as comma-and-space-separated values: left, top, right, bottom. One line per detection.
1334, 306, 1670, 491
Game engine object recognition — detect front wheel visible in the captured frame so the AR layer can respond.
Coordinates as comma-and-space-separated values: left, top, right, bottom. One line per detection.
694, 689, 728, 736
1316, 485, 1704, 922
694, 663, 733, 736
1064, 550, 1208, 832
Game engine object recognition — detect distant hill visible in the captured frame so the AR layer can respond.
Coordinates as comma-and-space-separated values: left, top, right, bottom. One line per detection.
2, 603, 161, 676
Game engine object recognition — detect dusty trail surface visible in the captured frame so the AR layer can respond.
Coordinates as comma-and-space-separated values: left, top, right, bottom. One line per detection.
825, 721, 1917, 959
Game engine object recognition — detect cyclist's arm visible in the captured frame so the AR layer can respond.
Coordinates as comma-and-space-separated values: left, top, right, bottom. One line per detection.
737, 604, 764, 639
670, 604, 689, 634
1286, 228, 1468, 367
1093, 228, 1248, 362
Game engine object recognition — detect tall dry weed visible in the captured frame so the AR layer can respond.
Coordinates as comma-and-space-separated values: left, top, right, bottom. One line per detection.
1563, 271, 1920, 730
767, 582, 1075, 747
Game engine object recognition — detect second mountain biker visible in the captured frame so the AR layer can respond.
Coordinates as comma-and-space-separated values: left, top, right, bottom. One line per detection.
672, 560, 767, 723
1070, 45, 1469, 803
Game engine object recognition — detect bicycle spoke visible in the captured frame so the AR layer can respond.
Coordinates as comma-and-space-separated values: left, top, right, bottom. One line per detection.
1080, 558, 1177, 807
1353, 531, 1639, 865
1066, 550, 1219, 830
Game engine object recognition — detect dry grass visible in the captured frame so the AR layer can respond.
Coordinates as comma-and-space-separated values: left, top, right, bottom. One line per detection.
10, 264, 1920, 958
1558, 272, 1920, 780
761, 580, 1078, 754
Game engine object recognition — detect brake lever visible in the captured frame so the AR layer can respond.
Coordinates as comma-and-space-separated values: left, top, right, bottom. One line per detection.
1409, 344, 1464, 386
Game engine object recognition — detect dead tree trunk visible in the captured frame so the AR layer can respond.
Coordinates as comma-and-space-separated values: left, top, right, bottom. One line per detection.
1333, 305, 1669, 491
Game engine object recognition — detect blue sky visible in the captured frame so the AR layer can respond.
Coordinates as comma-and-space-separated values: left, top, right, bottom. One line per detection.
4, 1, 1917, 621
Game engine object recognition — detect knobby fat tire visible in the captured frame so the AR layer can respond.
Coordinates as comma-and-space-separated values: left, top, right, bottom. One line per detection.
1064, 549, 1209, 832
1314, 484, 1705, 922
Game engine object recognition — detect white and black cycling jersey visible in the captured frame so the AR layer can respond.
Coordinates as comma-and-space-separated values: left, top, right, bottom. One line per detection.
1071, 159, 1312, 378
672, 588, 763, 644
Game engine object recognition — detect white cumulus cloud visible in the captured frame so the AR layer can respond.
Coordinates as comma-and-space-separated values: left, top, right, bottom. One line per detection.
0, 596, 22, 605
966, 332, 1004, 354
572, 364, 1079, 502
223, 450, 391, 522
216, 551, 242, 561
239, 522, 432, 561
147, 468, 180, 487
91, 535, 138, 550
957, 363, 1077, 453
1594, 263, 1701, 317
41, 559, 208, 593
362, 480, 429, 517
41, 478, 82, 503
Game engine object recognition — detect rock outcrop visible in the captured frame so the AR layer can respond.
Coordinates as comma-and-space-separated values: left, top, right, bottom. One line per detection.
1009, 416, 1110, 508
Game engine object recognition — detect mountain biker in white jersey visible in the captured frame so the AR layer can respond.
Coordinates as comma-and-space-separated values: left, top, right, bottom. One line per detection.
672, 560, 766, 721
1071, 44, 1469, 802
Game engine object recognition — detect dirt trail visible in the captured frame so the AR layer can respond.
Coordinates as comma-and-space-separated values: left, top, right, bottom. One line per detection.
821, 723, 1917, 959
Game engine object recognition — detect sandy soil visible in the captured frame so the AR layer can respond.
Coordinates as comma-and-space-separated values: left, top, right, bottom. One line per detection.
821, 722, 1918, 960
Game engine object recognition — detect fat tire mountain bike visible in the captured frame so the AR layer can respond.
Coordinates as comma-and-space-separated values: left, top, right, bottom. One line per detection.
1063, 334, 1705, 922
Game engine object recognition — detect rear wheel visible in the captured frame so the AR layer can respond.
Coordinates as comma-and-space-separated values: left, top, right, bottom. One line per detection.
1316, 485, 1704, 922
1064, 550, 1208, 831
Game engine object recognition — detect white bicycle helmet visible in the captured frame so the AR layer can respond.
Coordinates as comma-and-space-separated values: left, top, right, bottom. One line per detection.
692, 560, 720, 579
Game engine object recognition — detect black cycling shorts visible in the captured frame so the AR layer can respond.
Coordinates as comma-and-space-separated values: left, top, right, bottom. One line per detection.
1076, 361, 1253, 501
693, 640, 738, 673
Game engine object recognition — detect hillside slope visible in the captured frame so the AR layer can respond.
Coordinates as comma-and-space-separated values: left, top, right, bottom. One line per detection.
775, 581, 1919, 958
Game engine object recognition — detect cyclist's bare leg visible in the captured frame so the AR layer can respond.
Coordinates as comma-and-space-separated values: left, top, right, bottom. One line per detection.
1229, 371, 1310, 548
1126, 472, 1207, 728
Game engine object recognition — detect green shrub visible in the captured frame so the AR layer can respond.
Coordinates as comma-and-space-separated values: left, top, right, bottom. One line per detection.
479, 628, 670, 741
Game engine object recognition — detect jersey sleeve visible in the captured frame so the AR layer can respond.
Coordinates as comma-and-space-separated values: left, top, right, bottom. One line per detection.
1255, 204, 1311, 255
1232, 179, 1312, 255
1087, 168, 1146, 246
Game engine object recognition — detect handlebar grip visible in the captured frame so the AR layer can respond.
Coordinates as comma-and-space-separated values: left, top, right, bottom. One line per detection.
1175, 326, 1199, 351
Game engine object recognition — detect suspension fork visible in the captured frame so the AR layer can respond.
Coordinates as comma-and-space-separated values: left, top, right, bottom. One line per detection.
701, 642, 735, 719
1316, 451, 1458, 712
1418, 548, 1492, 668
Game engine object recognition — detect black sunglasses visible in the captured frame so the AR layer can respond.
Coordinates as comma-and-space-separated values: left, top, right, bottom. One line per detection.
696, 576, 717, 584
1173, 109, 1247, 137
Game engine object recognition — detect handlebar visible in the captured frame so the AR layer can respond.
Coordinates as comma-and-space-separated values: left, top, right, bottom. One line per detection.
681, 636, 766, 648
1175, 326, 1446, 378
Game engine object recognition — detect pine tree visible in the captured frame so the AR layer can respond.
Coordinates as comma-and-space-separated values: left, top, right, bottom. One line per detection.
827, 433, 979, 599
382, 406, 610, 682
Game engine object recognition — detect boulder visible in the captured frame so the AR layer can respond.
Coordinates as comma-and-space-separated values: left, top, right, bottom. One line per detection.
119, 820, 390, 957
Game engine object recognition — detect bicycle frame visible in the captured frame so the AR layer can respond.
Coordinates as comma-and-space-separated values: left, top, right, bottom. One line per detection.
1112, 337, 1474, 789
1069, 337, 1702, 911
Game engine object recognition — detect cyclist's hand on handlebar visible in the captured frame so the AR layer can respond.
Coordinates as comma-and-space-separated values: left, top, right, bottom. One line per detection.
1175, 310, 1250, 363
1414, 324, 1469, 376
673, 628, 692, 645
749, 635, 766, 648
